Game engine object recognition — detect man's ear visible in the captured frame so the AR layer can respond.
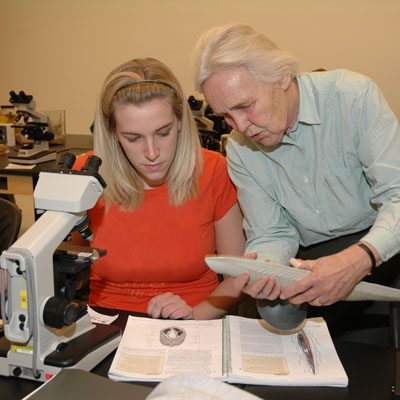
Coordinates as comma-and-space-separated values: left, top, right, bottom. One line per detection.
278, 71, 292, 91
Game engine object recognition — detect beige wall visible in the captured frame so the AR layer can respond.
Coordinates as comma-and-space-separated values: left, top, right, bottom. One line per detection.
1, 0, 399, 134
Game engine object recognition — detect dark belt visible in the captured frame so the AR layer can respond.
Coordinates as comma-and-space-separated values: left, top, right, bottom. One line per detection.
297, 228, 370, 260
297, 227, 399, 287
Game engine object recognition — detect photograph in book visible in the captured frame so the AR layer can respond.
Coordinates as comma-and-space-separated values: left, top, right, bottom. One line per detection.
108, 315, 348, 387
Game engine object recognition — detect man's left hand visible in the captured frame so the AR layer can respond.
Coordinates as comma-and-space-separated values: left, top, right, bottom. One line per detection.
280, 245, 375, 306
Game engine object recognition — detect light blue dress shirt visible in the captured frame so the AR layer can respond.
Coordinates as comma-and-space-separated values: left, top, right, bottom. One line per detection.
227, 69, 400, 265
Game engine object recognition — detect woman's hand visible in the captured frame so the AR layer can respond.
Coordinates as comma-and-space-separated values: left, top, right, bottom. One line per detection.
232, 253, 282, 300
147, 292, 194, 319
238, 273, 282, 300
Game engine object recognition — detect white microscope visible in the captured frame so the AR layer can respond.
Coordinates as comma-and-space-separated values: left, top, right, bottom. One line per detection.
0, 153, 121, 381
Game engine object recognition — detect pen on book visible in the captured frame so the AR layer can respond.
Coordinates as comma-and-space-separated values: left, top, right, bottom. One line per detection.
297, 330, 316, 374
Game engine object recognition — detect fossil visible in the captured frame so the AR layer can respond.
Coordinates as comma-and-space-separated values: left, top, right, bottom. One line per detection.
205, 256, 400, 302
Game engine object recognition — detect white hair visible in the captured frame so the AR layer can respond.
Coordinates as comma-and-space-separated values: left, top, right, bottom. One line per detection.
193, 23, 300, 91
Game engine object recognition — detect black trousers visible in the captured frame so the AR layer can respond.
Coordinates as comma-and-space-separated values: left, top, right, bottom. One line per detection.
298, 228, 400, 338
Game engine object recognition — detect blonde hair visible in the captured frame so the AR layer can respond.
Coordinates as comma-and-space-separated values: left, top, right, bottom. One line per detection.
94, 58, 202, 211
193, 23, 300, 91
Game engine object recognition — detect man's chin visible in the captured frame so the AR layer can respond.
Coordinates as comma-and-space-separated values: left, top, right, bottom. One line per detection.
253, 136, 281, 147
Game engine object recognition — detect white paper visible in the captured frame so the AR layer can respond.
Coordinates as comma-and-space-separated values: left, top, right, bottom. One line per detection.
6, 163, 36, 169
87, 306, 119, 325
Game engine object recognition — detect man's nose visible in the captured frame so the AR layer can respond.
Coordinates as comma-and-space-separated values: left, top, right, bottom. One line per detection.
231, 113, 251, 134
145, 139, 159, 161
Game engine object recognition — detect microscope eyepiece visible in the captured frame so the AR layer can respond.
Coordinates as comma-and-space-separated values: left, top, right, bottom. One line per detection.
9, 90, 33, 104
81, 155, 102, 173
58, 152, 76, 170
19, 91, 28, 102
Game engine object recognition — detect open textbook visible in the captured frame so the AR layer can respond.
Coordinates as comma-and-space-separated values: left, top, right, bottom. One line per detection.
108, 315, 348, 387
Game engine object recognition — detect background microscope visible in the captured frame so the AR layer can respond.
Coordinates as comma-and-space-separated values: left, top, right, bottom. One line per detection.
8, 90, 56, 164
188, 95, 230, 154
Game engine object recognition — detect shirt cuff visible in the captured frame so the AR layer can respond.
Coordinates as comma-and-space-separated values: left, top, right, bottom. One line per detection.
246, 242, 298, 266
361, 226, 399, 262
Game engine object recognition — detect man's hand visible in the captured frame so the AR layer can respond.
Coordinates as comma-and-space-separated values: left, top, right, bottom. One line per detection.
280, 244, 374, 306
147, 292, 194, 319
233, 252, 282, 300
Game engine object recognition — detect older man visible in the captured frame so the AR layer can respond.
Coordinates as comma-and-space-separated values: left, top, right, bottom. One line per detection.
193, 23, 400, 313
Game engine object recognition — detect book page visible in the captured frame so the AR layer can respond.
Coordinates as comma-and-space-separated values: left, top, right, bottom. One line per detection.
227, 316, 348, 387
108, 316, 224, 382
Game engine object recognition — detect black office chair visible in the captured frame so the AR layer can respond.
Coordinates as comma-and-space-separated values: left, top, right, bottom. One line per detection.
0, 197, 22, 253
0, 198, 22, 320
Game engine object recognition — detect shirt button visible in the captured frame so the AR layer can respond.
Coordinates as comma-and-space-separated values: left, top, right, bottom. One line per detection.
315, 209, 320, 215
303, 176, 309, 183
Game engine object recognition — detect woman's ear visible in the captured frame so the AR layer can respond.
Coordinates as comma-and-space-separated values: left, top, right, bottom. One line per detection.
178, 120, 182, 132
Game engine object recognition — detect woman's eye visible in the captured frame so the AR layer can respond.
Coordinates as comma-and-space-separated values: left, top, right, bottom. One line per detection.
157, 131, 170, 138
127, 136, 140, 143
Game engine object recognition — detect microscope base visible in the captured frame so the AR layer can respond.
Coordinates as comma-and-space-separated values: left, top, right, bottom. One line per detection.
8, 150, 57, 165
0, 323, 121, 382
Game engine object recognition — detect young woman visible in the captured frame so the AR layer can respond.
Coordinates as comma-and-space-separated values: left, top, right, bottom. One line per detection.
73, 58, 245, 320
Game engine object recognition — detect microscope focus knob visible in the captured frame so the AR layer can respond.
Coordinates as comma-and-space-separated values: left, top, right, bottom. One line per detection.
43, 296, 78, 329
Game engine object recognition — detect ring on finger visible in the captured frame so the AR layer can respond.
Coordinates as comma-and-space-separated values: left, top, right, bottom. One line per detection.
313, 297, 322, 306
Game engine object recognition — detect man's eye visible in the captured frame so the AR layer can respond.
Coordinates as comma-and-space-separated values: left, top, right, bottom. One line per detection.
241, 103, 253, 109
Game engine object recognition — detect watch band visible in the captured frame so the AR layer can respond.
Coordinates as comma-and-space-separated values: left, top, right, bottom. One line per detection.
357, 242, 376, 274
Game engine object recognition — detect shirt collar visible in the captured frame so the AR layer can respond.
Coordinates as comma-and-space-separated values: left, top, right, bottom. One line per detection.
281, 74, 321, 143
295, 74, 322, 127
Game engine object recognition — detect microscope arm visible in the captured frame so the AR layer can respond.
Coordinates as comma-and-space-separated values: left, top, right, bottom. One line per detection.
16, 109, 49, 125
